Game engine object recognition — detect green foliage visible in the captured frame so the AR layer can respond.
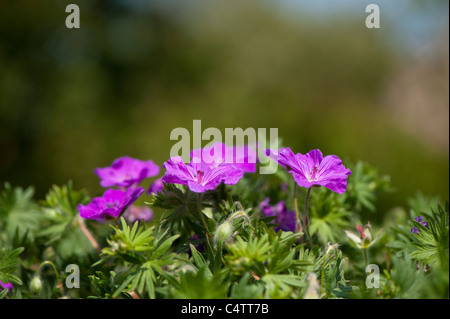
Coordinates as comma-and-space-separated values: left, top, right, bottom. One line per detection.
88, 271, 133, 299
309, 187, 351, 244
0, 160, 447, 299
0, 247, 23, 288
97, 217, 180, 299
345, 161, 391, 213
410, 203, 449, 267
307, 160, 391, 245
0, 183, 41, 243
149, 183, 212, 238
38, 182, 99, 260
164, 266, 229, 299
381, 253, 449, 299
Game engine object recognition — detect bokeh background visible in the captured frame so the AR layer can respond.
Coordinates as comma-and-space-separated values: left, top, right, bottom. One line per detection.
0, 0, 448, 212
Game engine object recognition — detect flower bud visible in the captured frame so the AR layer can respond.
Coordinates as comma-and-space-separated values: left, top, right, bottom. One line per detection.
303, 273, 320, 299
345, 221, 383, 250
30, 275, 42, 295
214, 221, 233, 244
363, 222, 372, 242
345, 230, 362, 248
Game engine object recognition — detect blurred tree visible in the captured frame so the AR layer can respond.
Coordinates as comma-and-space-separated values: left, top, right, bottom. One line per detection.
0, 0, 447, 213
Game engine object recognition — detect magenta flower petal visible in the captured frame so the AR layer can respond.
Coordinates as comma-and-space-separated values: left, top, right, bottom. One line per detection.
260, 198, 296, 232
0, 280, 13, 291
191, 142, 257, 173
78, 187, 145, 220
275, 148, 351, 194
148, 177, 164, 195
123, 206, 154, 223
162, 156, 245, 193
95, 156, 160, 188
162, 156, 197, 186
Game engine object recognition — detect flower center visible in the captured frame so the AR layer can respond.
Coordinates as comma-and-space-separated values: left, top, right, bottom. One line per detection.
196, 170, 204, 184
106, 201, 118, 208
308, 166, 319, 182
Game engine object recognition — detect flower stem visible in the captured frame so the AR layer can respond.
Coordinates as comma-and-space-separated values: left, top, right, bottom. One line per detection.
320, 253, 327, 296
77, 216, 101, 254
303, 187, 313, 247
363, 248, 369, 269
293, 183, 303, 234
197, 193, 210, 233
38, 261, 65, 296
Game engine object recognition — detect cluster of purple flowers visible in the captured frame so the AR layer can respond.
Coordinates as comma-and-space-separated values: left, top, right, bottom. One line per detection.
78, 143, 352, 233
411, 216, 429, 234
78, 156, 161, 221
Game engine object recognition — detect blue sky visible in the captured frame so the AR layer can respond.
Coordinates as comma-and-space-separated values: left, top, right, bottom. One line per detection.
277, 0, 449, 52
118, 0, 449, 53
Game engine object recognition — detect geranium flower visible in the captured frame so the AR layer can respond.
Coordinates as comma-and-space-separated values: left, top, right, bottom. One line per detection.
270, 148, 352, 194
0, 280, 13, 291
95, 156, 159, 188
260, 198, 296, 232
148, 177, 164, 195
162, 156, 245, 193
123, 205, 154, 223
191, 142, 257, 173
411, 216, 429, 234
78, 187, 145, 220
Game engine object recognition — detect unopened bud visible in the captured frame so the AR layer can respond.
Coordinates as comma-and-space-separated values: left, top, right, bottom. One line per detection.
363, 222, 372, 242
303, 273, 320, 299
214, 221, 232, 243
30, 275, 42, 295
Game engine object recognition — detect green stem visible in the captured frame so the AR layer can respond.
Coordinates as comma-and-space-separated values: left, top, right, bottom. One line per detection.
228, 211, 251, 225
197, 193, 210, 233
293, 184, 303, 234
303, 187, 313, 247
320, 252, 327, 296
37, 261, 64, 296
363, 249, 369, 268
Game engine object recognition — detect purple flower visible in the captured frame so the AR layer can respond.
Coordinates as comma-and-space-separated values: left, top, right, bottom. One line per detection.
188, 234, 205, 254
0, 280, 13, 291
94, 156, 160, 188
123, 206, 154, 223
148, 177, 164, 195
260, 198, 296, 232
162, 156, 245, 193
415, 216, 429, 228
269, 148, 352, 194
78, 187, 145, 220
411, 216, 429, 234
191, 142, 257, 173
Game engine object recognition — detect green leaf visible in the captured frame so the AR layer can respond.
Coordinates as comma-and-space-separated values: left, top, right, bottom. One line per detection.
0, 288, 8, 299
153, 234, 180, 259
0, 247, 23, 287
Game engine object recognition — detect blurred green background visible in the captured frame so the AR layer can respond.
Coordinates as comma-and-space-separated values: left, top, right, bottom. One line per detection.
0, 0, 448, 211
